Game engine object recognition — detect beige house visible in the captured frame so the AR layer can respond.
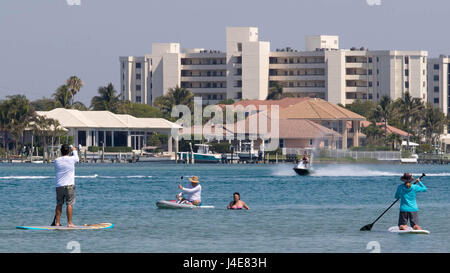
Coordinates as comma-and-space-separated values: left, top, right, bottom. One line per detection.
35, 108, 182, 153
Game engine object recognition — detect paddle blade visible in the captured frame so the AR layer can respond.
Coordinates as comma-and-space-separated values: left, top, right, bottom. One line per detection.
360, 223, 373, 231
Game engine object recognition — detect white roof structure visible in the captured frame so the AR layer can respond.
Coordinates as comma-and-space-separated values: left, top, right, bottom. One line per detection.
36, 108, 182, 130
402, 140, 419, 147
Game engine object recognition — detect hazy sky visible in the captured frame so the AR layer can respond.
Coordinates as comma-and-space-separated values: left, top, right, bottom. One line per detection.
1, 0, 449, 105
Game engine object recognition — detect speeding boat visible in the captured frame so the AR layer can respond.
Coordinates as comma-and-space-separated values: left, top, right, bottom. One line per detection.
293, 161, 312, 176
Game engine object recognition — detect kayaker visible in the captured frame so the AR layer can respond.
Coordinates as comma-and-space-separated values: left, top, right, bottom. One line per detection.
177, 176, 202, 206
54, 144, 79, 227
227, 192, 250, 210
395, 173, 427, 230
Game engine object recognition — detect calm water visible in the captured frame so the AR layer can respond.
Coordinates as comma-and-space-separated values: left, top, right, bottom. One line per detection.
0, 162, 449, 253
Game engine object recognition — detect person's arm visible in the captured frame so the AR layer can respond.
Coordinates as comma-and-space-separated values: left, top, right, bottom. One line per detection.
242, 201, 250, 210
181, 186, 200, 193
227, 201, 233, 209
395, 185, 401, 199
71, 147, 80, 163
414, 181, 427, 192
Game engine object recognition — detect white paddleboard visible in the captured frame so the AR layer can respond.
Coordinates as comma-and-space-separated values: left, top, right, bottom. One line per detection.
156, 200, 214, 209
16, 223, 114, 230
388, 226, 430, 235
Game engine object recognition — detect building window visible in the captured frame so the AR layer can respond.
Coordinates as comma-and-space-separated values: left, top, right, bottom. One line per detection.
405, 69, 409, 76
405, 81, 409, 88
368, 81, 372, 87
136, 63, 141, 69
136, 74, 141, 80
434, 86, 439, 92
405, 57, 409, 64
136, 84, 141, 91
434, 64, 439, 70
237, 43, 242, 52
136, 96, 141, 103
368, 57, 372, 63
434, 75, 439, 81
434, 98, 439, 104
368, 69, 372, 75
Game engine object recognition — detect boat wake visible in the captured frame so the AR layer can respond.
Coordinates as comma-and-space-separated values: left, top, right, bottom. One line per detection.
271, 164, 450, 177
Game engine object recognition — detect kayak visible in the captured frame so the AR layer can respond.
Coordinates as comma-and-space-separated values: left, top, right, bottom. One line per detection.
16, 222, 114, 230
156, 200, 214, 209
388, 226, 430, 235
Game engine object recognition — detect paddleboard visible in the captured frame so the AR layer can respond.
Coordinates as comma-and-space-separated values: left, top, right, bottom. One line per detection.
388, 226, 430, 235
16, 222, 114, 230
156, 200, 214, 209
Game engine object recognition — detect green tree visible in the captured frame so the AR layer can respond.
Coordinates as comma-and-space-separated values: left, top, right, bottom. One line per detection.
90, 83, 121, 111
344, 99, 376, 119
53, 85, 72, 108
392, 92, 424, 149
0, 100, 10, 152
4, 95, 35, 154
31, 97, 58, 111
66, 76, 83, 106
153, 86, 194, 118
122, 103, 163, 118
371, 95, 392, 146
422, 103, 447, 150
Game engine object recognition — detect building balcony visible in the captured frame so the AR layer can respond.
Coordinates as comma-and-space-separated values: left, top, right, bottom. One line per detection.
181, 76, 226, 82
283, 87, 327, 93
346, 75, 369, 81
180, 64, 226, 70
269, 75, 325, 81
345, 62, 368, 69
346, 86, 369, 92
187, 88, 227, 94
269, 63, 325, 69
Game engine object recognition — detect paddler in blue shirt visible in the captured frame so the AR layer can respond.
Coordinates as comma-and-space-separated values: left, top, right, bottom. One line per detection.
395, 173, 427, 230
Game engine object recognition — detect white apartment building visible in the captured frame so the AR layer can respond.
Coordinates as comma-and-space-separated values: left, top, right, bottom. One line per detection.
427, 55, 450, 149
119, 27, 428, 106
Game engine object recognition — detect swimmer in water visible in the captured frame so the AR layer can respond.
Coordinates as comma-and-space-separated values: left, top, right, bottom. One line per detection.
227, 192, 250, 210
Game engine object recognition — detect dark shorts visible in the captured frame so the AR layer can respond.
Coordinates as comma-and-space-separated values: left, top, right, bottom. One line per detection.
398, 211, 419, 227
56, 185, 76, 206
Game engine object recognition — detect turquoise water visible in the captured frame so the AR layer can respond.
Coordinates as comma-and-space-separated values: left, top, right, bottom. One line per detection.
0, 162, 449, 253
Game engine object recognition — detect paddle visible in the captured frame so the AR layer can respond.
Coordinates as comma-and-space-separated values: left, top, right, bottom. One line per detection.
360, 173, 426, 231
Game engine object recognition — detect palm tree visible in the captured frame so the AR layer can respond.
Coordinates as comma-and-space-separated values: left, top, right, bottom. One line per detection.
392, 92, 424, 149
31, 115, 52, 157
372, 96, 392, 146
5, 95, 34, 154
266, 83, 284, 100
0, 100, 10, 152
53, 85, 71, 108
90, 83, 121, 111
153, 86, 194, 117
66, 76, 83, 106
422, 103, 446, 151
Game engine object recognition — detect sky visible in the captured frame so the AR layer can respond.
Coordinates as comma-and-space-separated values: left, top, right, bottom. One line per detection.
0, 0, 449, 105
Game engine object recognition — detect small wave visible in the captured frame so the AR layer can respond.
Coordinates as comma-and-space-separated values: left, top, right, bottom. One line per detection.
0, 176, 51, 180
75, 174, 98, 178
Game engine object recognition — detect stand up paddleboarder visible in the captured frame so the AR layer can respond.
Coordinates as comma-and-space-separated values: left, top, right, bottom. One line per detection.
395, 173, 427, 230
53, 144, 79, 227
